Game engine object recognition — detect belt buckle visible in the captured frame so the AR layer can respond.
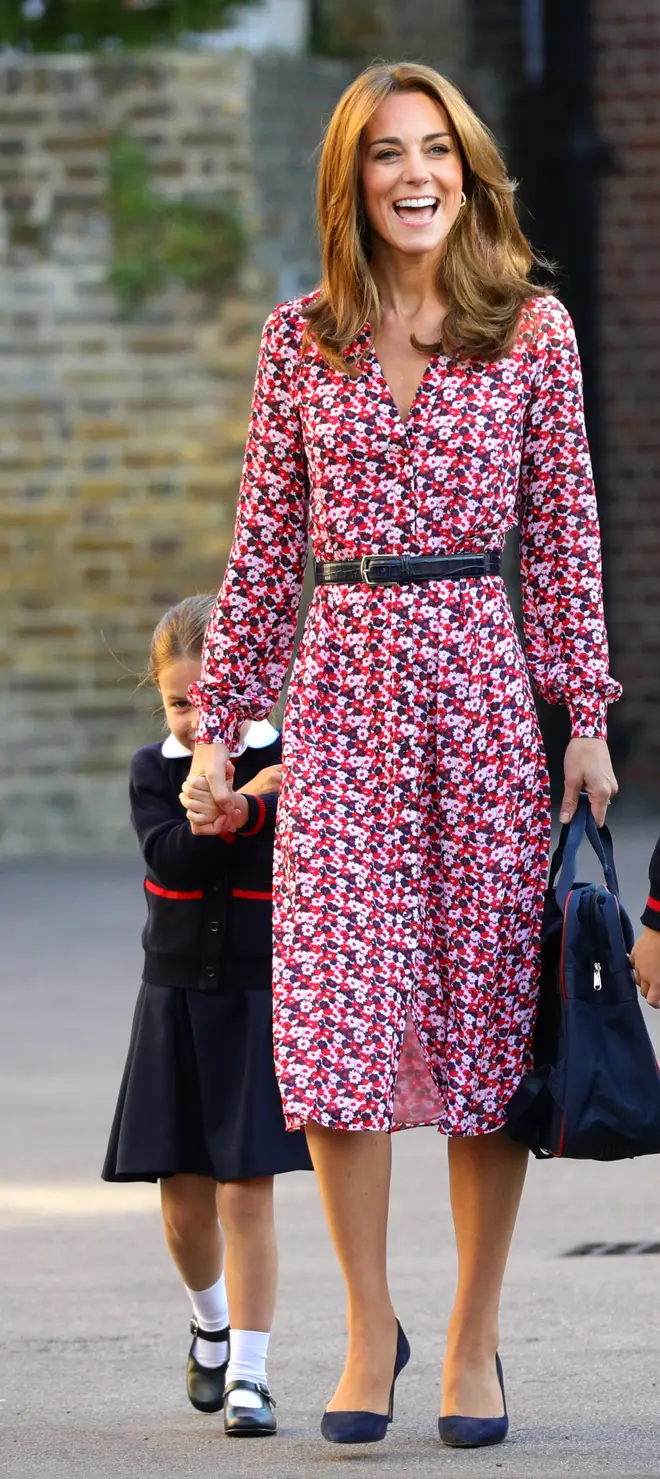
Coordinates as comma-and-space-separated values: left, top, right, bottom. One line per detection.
360, 554, 398, 587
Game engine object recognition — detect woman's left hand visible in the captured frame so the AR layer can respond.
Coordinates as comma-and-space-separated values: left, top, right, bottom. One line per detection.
560, 737, 618, 827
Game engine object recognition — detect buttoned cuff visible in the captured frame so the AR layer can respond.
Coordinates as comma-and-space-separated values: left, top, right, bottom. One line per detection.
567, 693, 609, 741
187, 684, 247, 753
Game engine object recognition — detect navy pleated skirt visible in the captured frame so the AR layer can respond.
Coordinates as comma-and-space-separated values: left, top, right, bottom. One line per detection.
102, 969, 312, 1184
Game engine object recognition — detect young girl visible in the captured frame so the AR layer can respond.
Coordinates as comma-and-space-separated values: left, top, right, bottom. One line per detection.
102, 595, 311, 1437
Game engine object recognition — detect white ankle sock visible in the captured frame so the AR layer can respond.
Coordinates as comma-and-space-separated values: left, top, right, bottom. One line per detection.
185, 1274, 229, 1369
226, 1329, 270, 1407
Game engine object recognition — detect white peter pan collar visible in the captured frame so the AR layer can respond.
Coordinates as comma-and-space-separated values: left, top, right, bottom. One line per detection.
162, 734, 192, 758
161, 719, 279, 762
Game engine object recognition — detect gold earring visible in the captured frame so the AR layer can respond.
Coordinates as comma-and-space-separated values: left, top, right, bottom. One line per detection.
460, 191, 467, 209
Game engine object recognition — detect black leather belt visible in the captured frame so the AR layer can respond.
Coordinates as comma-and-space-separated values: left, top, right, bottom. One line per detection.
314, 551, 502, 588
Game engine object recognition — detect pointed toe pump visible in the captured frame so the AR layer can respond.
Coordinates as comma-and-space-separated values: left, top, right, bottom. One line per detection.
320, 1320, 411, 1445
439, 1354, 509, 1449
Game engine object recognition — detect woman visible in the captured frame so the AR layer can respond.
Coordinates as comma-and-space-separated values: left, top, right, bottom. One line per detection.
183, 63, 620, 1447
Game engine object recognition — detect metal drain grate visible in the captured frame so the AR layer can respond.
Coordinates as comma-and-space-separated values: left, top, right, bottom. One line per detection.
563, 1241, 660, 1257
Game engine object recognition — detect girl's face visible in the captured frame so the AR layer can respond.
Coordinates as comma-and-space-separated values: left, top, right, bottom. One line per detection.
361, 90, 464, 261
158, 655, 201, 753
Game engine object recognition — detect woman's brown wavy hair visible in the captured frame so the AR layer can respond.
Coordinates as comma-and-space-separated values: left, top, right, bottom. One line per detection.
303, 62, 550, 368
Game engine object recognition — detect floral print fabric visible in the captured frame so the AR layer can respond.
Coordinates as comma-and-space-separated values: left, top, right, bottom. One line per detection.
191, 294, 620, 1135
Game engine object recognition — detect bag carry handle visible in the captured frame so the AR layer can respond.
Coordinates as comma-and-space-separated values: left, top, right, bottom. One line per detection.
552, 792, 620, 912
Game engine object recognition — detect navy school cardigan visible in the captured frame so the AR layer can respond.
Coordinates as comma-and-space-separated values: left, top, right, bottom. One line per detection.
129, 726, 281, 991
641, 835, 660, 933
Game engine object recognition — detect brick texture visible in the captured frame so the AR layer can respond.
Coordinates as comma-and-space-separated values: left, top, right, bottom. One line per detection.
3, 15, 659, 855
593, 2, 660, 788
0, 52, 349, 855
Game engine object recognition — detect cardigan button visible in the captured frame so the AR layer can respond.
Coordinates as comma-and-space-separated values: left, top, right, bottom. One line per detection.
206, 966, 216, 979
210, 921, 219, 933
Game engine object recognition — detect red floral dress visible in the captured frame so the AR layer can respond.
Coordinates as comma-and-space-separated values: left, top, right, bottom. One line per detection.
191, 294, 620, 1137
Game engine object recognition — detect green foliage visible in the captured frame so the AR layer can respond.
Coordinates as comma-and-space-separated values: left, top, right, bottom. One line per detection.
107, 132, 246, 313
0, 0, 253, 52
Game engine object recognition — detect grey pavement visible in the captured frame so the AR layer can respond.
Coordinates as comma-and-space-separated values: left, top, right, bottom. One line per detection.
2, 823, 660, 1478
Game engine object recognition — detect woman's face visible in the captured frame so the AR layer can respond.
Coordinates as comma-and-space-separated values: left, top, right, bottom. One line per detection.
360, 90, 464, 259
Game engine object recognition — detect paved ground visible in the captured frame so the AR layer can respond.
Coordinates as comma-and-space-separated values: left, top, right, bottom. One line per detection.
2, 823, 660, 1478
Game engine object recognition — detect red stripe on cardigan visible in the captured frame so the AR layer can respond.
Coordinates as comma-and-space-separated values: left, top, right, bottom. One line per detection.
646, 896, 660, 914
231, 888, 273, 900
240, 795, 267, 837
145, 879, 204, 901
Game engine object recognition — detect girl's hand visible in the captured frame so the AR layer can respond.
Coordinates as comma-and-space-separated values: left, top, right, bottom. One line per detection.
182, 744, 237, 835
182, 777, 248, 835
560, 737, 618, 828
239, 764, 282, 798
183, 776, 220, 824
631, 928, 660, 1010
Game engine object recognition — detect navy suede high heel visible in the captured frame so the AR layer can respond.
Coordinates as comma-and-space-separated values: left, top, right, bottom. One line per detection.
320, 1320, 411, 1444
438, 1354, 509, 1449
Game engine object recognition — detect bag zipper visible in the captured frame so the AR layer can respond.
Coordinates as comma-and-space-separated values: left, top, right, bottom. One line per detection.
588, 890, 603, 990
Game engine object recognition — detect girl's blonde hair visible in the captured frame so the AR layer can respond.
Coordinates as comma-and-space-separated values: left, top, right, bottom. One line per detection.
149, 594, 216, 688
303, 61, 550, 367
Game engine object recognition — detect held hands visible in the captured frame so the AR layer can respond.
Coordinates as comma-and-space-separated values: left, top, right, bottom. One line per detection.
631, 929, 660, 1010
180, 745, 282, 836
181, 743, 236, 836
560, 737, 618, 828
183, 773, 248, 836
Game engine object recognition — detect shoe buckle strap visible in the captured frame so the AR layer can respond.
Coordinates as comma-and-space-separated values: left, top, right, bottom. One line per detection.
224, 1378, 276, 1406
190, 1316, 230, 1342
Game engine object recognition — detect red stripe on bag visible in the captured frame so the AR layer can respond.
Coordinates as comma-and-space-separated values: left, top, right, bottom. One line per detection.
231, 888, 272, 900
145, 879, 204, 900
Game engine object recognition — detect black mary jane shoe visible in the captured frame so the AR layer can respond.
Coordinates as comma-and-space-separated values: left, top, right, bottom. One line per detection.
186, 1318, 230, 1414
223, 1379, 277, 1437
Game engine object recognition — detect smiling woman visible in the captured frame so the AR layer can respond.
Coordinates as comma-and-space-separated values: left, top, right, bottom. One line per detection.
362, 101, 463, 238
185, 58, 620, 1453
304, 62, 549, 373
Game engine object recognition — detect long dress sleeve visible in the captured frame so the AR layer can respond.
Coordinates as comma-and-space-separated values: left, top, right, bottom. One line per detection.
518, 299, 621, 739
190, 305, 310, 749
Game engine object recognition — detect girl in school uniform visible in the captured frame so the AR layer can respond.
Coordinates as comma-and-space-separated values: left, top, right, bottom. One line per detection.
103, 594, 311, 1437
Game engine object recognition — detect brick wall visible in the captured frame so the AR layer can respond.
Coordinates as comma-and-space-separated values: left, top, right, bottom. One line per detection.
469, 1, 660, 794
4, 13, 658, 856
0, 51, 350, 855
593, 2, 660, 788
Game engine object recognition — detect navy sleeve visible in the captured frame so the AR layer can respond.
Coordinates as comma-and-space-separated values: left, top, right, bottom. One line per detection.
129, 750, 233, 890
235, 791, 278, 840
641, 836, 660, 933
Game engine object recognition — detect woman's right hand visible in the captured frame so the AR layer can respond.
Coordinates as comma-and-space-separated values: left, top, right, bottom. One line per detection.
181, 743, 236, 835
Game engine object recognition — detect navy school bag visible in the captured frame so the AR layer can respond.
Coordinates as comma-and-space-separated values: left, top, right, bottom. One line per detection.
506, 793, 660, 1160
